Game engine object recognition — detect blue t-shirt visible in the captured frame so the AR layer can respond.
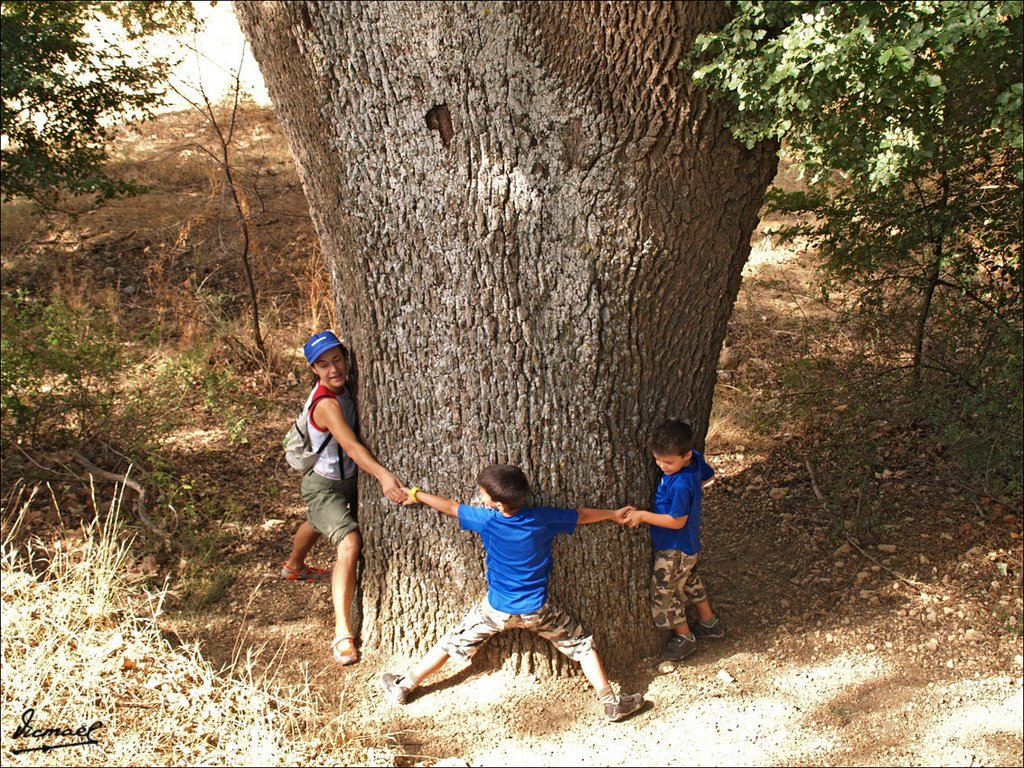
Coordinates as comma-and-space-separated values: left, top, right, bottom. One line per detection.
456, 504, 578, 614
649, 450, 715, 554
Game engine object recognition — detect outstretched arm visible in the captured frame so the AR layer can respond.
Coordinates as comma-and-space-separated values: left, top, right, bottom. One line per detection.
314, 398, 406, 503
577, 506, 634, 525
624, 509, 688, 530
404, 486, 460, 518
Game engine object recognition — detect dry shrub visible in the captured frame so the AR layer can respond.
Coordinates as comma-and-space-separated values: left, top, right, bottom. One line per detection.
0, 485, 381, 767
0, 200, 43, 254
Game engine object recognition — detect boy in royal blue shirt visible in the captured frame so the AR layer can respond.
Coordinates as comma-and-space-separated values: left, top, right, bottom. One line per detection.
380, 463, 645, 722
625, 419, 723, 661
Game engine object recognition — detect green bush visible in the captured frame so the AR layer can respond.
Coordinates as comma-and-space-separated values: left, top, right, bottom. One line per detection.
1, 291, 122, 450
147, 343, 258, 445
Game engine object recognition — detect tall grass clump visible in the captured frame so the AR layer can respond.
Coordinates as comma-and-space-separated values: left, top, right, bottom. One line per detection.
1, 485, 371, 767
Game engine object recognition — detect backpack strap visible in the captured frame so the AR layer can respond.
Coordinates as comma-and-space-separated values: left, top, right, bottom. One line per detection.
307, 393, 337, 454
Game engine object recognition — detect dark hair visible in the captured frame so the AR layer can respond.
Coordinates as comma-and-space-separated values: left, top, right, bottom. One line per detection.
476, 464, 532, 509
647, 418, 694, 456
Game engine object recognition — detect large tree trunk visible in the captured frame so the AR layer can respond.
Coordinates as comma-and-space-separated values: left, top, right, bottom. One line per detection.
237, 0, 777, 673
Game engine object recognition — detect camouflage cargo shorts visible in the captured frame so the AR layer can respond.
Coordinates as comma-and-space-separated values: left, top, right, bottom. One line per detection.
650, 549, 708, 629
439, 596, 595, 662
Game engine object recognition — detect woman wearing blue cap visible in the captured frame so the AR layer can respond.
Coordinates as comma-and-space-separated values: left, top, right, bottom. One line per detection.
283, 330, 408, 665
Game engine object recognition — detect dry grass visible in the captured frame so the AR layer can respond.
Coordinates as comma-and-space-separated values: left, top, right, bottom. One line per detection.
0, 200, 42, 253
0, 483, 379, 766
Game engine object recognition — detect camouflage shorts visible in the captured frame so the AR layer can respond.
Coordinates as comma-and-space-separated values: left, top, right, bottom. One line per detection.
650, 549, 708, 629
439, 597, 595, 662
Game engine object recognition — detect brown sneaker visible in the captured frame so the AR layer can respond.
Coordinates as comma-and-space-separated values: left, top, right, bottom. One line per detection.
605, 692, 644, 722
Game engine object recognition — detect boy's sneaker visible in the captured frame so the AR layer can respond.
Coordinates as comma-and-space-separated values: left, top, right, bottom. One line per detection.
661, 632, 698, 661
692, 618, 725, 639
380, 673, 410, 704
604, 692, 645, 722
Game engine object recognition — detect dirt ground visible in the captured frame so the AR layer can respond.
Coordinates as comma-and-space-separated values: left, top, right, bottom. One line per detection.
171, 411, 1024, 766
164, 254, 1023, 768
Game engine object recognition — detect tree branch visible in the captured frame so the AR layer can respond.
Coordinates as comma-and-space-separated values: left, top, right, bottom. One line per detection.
72, 452, 164, 538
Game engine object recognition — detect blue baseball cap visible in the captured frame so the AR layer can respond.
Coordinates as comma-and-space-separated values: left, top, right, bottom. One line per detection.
303, 330, 345, 364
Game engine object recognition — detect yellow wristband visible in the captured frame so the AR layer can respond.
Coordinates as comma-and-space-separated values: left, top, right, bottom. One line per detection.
409, 486, 421, 503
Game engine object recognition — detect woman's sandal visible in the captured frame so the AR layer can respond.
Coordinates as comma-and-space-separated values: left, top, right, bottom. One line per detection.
332, 634, 359, 666
281, 563, 330, 583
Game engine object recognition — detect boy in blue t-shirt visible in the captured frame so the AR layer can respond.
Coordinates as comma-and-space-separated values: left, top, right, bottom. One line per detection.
625, 419, 723, 661
380, 463, 645, 722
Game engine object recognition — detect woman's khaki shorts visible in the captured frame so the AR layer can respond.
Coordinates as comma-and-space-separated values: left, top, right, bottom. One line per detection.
301, 471, 358, 548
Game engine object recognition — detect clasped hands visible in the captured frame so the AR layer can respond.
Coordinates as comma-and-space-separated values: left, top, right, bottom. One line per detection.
614, 506, 647, 528
380, 475, 410, 504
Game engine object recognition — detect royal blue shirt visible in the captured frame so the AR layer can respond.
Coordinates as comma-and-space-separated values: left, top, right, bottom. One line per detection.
650, 450, 715, 554
456, 504, 578, 614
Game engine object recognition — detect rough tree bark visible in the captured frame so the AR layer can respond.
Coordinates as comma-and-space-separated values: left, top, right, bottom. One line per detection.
237, 0, 777, 673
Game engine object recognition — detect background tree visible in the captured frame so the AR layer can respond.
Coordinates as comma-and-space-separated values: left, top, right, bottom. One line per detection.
691, 0, 1023, 493
0, 0, 195, 207
236, 0, 777, 670
169, 42, 268, 362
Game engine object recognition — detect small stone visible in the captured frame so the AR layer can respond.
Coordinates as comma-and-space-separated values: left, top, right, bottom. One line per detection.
925, 638, 939, 652
877, 544, 897, 553
717, 669, 735, 684
964, 629, 983, 641
657, 661, 676, 674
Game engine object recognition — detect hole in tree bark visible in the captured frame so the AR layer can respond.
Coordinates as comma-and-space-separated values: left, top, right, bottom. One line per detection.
425, 104, 453, 149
